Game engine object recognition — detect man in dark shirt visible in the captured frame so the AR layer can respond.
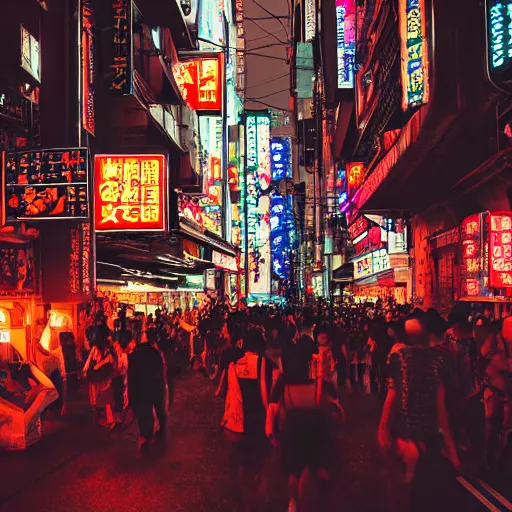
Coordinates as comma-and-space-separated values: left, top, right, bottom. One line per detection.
128, 337, 166, 451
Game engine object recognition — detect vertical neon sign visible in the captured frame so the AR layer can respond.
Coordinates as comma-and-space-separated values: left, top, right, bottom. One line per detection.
399, 0, 429, 110
335, 0, 355, 89
245, 113, 271, 298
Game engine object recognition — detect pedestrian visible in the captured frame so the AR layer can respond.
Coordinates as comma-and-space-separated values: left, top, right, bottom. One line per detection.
128, 333, 167, 452
82, 336, 116, 429
378, 316, 460, 512
221, 324, 269, 511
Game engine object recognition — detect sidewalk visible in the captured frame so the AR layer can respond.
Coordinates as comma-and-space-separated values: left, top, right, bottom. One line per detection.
0, 385, 94, 503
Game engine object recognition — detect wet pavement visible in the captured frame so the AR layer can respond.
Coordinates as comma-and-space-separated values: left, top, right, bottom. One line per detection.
0, 371, 510, 512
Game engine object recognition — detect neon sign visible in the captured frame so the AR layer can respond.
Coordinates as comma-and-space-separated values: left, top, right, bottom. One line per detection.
489, 211, 512, 288
335, 0, 355, 89
94, 154, 166, 232
245, 113, 271, 294
4, 149, 89, 221
487, 0, 512, 78
111, 0, 133, 94
270, 137, 292, 181
173, 56, 223, 111
399, 0, 429, 110
81, 0, 95, 135
347, 162, 364, 196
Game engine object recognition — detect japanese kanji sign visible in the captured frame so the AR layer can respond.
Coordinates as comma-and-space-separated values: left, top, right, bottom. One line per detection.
94, 155, 166, 232
173, 55, 223, 111
111, 0, 133, 95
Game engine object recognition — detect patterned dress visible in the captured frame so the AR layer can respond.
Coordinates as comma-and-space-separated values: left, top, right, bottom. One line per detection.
387, 346, 444, 441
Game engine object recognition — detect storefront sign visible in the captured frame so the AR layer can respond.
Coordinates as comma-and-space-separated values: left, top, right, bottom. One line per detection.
178, 194, 222, 235
487, 0, 512, 85
0, 242, 37, 295
69, 223, 92, 297
460, 214, 484, 296
348, 215, 369, 241
94, 154, 166, 232
81, 0, 95, 135
111, 0, 133, 94
173, 56, 223, 111
335, 0, 356, 89
305, 0, 316, 42
347, 162, 364, 196
390, 254, 409, 269
373, 248, 391, 274
20, 26, 40, 82
0, 91, 24, 122
489, 211, 512, 287
353, 252, 373, 280
270, 137, 292, 181
4, 149, 89, 221
213, 251, 237, 272
399, 0, 429, 110
245, 113, 271, 295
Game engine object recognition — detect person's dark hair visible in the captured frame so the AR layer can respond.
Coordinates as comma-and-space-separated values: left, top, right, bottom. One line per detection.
228, 311, 247, 342
244, 325, 266, 354
301, 307, 315, 329
424, 309, 448, 340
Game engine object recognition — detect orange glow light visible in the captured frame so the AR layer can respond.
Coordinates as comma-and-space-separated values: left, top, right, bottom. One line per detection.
94, 154, 166, 232
347, 162, 364, 195
173, 55, 223, 111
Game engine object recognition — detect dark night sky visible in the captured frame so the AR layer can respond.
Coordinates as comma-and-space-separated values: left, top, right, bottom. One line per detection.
243, 0, 291, 112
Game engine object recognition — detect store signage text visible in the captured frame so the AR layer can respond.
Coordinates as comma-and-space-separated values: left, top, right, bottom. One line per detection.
489, 211, 512, 287
21, 26, 40, 82
111, 0, 133, 94
173, 56, 223, 111
94, 154, 166, 232
335, 0, 355, 89
488, 1, 512, 69
270, 137, 292, 181
305, 0, 316, 42
81, 0, 96, 135
4, 149, 89, 221
399, 0, 429, 110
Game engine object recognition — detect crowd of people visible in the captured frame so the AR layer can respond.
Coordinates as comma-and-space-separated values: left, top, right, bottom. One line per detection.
41, 295, 511, 511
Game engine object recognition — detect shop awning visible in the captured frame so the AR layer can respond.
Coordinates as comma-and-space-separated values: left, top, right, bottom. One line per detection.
96, 240, 213, 288
353, 269, 395, 288
176, 219, 237, 257
332, 262, 354, 283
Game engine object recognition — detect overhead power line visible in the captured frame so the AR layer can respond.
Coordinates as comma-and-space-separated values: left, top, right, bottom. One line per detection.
246, 16, 289, 20
246, 72, 289, 89
248, 42, 288, 51
245, 30, 286, 43
247, 87, 290, 100
246, 18, 287, 45
250, 0, 290, 41
245, 98, 292, 111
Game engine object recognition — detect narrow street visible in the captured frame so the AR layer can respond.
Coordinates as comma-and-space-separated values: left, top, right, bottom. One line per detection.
0, 371, 509, 512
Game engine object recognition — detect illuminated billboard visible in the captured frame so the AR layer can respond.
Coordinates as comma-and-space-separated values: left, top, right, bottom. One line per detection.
111, 0, 133, 95
21, 26, 40, 82
487, 0, 512, 84
335, 0, 355, 89
246, 113, 271, 297
173, 56, 223, 111
399, 0, 429, 110
81, 0, 95, 135
489, 211, 512, 288
3, 149, 89, 221
270, 137, 292, 181
94, 154, 166, 232
347, 162, 364, 196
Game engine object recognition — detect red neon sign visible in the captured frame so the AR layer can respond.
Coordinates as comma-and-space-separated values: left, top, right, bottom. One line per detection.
489, 211, 512, 288
173, 55, 223, 111
94, 154, 166, 232
347, 162, 364, 196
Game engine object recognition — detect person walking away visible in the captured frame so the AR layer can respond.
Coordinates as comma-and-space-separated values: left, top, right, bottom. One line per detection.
82, 337, 115, 429
378, 316, 460, 512
112, 339, 128, 425
316, 326, 345, 419
221, 325, 269, 511
128, 334, 167, 452
267, 312, 334, 512
481, 319, 512, 471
